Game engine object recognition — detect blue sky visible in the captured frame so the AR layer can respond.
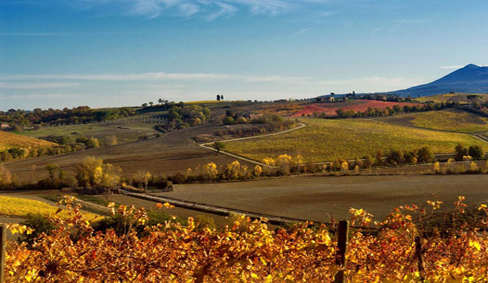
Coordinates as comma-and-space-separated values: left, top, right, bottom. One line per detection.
1, 0, 487, 110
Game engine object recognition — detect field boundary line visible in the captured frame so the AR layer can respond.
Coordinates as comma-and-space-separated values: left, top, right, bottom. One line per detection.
197, 123, 306, 167
121, 190, 314, 226
122, 190, 380, 233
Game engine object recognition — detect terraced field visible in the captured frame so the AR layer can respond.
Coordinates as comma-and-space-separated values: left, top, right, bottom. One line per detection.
0, 131, 56, 151
380, 109, 488, 133
223, 118, 487, 162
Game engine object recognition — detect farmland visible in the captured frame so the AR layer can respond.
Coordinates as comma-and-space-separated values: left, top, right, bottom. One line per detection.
0, 195, 99, 219
156, 174, 488, 222
223, 118, 487, 162
380, 108, 488, 133
19, 114, 164, 144
416, 93, 488, 104
3, 122, 256, 181
0, 131, 56, 151
291, 100, 420, 117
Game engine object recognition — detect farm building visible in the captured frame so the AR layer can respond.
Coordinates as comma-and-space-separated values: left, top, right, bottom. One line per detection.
316, 94, 348, 102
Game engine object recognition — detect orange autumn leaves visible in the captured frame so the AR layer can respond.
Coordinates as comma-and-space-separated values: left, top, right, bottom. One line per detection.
5, 196, 488, 282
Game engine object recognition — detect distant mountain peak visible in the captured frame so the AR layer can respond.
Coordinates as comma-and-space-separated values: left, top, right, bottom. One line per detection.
391, 64, 488, 97
463, 63, 480, 69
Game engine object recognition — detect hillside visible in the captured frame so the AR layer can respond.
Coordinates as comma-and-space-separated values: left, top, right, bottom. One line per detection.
3, 122, 255, 181
0, 131, 56, 151
393, 64, 488, 97
379, 108, 488, 134
223, 118, 487, 163
416, 93, 488, 104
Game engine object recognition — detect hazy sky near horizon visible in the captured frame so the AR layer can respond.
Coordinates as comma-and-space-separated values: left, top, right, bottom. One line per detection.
1, 0, 487, 110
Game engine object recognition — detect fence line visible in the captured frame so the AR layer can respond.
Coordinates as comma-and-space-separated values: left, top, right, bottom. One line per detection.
0, 225, 5, 283
333, 220, 349, 283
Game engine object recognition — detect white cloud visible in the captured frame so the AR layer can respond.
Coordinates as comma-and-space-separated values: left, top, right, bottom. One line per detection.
244, 75, 307, 83
0, 82, 81, 89
317, 10, 334, 17
80, 0, 329, 19
0, 94, 83, 100
1, 72, 308, 83
360, 77, 426, 88
177, 2, 201, 17
294, 27, 311, 35
205, 2, 238, 21
441, 65, 464, 70
315, 77, 427, 92
0, 32, 72, 37
2, 72, 232, 81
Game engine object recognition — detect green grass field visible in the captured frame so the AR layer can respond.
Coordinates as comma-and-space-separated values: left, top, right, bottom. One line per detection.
381, 109, 488, 133
223, 118, 488, 162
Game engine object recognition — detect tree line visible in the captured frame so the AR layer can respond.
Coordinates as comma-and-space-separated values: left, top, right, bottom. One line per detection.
0, 135, 115, 162
0, 106, 136, 131
325, 101, 458, 119
1, 143, 485, 191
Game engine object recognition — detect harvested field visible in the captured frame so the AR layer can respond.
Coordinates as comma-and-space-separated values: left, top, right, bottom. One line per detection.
155, 174, 488, 222
380, 109, 488, 133
291, 100, 420, 117
5, 122, 254, 181
223, 118, 487, 163
20, 117, 161, 144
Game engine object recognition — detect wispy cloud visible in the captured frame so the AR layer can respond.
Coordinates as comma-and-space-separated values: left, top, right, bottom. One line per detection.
294, 27, 311, 35
0, 93, 83, 100
0, 72, 425, 92
244, 75, 307, 83
0, 32, 73, 37
315, 77, 426, 92
0, 31, 149, 37
373, 18, 428, 33
441, 65, 464, 70
80, 0, 330, 19
2, 72, 232, 81
0, 82, 81, 89
205, 2, 238, 21
317, 10, 335, 17
1, 72, 307, 83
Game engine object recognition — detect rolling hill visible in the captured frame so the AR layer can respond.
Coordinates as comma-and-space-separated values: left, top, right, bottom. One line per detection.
0, 131, 56, 151
392, 64, 488, 97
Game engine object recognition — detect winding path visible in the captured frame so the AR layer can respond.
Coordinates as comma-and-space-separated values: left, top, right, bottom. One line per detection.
197, 123, 306, 167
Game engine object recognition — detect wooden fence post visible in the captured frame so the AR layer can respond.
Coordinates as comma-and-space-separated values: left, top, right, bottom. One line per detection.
0, 225, 6, 283
334, 220, 349, 283
415, 236, 425, 283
